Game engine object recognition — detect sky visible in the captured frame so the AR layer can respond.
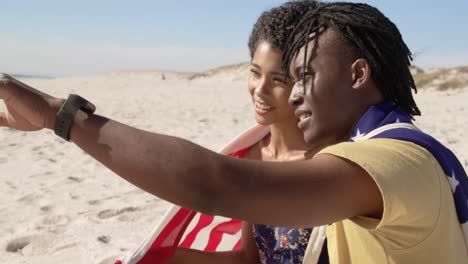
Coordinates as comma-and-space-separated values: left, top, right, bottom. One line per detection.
1, 0, 467, 76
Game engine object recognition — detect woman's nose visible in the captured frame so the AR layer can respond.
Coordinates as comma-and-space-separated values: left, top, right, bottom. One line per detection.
254, 78, 269, 95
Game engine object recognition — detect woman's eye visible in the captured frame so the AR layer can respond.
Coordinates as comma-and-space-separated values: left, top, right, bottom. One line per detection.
250, 69, 261, 77
273, 78, 287, 85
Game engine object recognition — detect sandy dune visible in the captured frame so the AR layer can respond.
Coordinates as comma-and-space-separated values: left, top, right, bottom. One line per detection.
0, 67, 467, 263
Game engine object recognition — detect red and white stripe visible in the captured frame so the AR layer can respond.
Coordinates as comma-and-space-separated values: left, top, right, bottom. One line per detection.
116, 125, 269, 264
179, 214, 242, 251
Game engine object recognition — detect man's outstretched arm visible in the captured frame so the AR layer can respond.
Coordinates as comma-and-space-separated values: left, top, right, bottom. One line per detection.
0, 74, 382, 227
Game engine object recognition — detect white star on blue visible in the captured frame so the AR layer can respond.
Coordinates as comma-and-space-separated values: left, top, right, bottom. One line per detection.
448, 171, 460, 194
351, 129, 366, 142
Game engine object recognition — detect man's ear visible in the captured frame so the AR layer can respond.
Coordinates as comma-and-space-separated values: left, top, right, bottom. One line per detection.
351, 58, 371, 89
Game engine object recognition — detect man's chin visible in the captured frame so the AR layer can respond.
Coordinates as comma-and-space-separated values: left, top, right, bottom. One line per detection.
302, 130, 314, 144
302, 128, 323, 145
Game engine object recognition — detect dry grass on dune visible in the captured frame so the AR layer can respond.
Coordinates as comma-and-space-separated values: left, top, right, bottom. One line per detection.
187, 63, 251, 81
67, 63, 468, 91
187, 63, 468, 91
412, 66, 468, 91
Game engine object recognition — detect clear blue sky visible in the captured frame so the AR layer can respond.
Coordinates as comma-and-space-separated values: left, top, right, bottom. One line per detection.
1, 0, 467, 76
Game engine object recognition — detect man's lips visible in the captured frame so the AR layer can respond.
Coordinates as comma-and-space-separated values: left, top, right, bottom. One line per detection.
295, 109, 312, 121
295, 109, 312, 129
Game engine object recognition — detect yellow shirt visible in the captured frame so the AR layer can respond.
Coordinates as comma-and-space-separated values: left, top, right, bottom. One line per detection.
311, 138, 467, 264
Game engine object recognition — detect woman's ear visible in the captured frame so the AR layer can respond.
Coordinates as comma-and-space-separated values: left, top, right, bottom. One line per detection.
351, 58, 371, 89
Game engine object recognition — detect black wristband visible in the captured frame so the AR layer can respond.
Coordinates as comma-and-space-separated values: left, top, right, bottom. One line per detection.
54, 94, 96, 141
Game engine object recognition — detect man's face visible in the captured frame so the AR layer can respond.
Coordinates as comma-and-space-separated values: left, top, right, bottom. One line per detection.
288, 29, 360, 145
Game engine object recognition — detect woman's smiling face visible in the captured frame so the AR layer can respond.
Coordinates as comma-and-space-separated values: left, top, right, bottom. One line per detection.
248, 41, 296, 126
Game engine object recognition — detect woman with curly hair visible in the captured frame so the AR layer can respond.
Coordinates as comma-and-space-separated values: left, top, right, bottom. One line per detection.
168, 1, 326, 264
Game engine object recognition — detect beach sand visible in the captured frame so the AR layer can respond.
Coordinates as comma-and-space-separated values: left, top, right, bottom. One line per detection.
1, 69, 467, 263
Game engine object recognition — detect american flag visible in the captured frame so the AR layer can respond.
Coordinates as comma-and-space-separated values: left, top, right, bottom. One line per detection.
115, 125, 269, 264
350, 101, 468, 252
116, 102, 468, 263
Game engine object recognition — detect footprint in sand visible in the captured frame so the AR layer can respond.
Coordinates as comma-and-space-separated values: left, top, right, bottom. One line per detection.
68, 192, 80, 200
68, 176, 83, 183
97, 235, 111, 244
5, 181, 16, 189
88, 194, 122, 206
30, 146, 40, 152
97, 206, 140, 219
42, 214, 71, 226
40, 205, 53, 213
88, 199, 101, 205
5, 236, 31, 253
5, 234, 56, 255
52, 242, 78, 253
17, 193, 43, 204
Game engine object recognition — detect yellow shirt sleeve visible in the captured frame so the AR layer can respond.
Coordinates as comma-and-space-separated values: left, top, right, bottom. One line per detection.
317, 138, 442, 248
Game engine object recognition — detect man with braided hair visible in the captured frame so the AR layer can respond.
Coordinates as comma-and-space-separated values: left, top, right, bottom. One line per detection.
282, 2, 420, 116
282, 2, 467, 263
0, 2, 467, 263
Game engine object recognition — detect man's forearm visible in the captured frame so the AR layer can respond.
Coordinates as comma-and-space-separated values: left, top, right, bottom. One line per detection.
69, 109, 223, 213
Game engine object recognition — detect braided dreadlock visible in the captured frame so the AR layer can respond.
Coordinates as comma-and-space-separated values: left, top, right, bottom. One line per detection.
248, 0, 320, 58
282, 2, 421, 116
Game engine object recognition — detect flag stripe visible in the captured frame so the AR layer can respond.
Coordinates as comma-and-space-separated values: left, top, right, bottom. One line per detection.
205, 219, 242, 251
136, 208, 195, 264
216, 224, 243, 251
232, 237, 242, 250
116, 125, 271, 264
179, 214, 215, 248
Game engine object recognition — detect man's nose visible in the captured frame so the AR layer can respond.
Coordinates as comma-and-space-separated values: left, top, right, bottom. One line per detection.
288, 82, 304, 107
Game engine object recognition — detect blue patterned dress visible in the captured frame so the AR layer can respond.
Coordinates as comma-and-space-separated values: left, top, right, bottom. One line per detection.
253, 224, 328, 264
230, 146, 329, 264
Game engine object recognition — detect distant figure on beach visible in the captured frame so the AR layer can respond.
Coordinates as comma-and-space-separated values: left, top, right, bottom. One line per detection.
1, 2, 467, 263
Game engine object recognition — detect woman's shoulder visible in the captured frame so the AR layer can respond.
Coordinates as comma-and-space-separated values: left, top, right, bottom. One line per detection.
231, 142, 261, 160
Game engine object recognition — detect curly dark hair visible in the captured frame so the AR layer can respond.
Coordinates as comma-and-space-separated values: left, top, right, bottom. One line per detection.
283, 2, 420, 116
248, 0, 320, 58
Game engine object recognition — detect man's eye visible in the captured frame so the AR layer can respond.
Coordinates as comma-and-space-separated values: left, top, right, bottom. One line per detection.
293, 80, 305, 86
301, 71, 314, 77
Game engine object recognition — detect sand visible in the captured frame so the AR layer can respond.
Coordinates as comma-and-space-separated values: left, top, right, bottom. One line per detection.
0, 70, 467, 263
